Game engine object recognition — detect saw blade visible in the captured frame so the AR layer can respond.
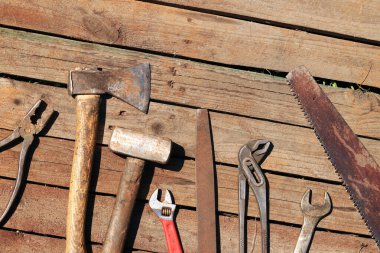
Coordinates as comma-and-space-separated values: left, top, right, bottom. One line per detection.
286, 66, 380, 246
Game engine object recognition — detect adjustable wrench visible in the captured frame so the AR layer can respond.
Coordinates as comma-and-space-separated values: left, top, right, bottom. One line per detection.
149, 189, 183, 253
294, 189, 332, 253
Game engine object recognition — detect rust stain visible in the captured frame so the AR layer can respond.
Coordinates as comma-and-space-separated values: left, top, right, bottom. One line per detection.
287, 66, 380, 243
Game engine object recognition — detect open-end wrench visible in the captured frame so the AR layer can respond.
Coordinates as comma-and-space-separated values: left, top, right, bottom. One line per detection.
149, 189, 183, 253
294, 189, 332, 253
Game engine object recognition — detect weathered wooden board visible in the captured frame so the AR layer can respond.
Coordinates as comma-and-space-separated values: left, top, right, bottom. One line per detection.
1, 1, 380, 86
0, 230, 102, 253
1, 28, 380, 139
1, 78, 380, 182
0, 180, 376, 252
0, 129, 368, 235
159, 0, 380, 42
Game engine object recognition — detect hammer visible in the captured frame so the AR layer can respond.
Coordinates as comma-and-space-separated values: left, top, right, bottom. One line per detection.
102, 127, 172, 253
67, 64, 151, 253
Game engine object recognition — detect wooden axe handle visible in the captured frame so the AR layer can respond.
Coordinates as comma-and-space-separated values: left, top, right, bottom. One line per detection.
102, 158, 145, 253
66, 95, 100, 253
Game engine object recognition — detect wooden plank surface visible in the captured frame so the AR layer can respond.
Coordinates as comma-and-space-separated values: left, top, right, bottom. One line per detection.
158, 0, 380, 42
1, 28, 380, 140
0, 179, 376, 252
1, 78, 380, 182
1, 1, 380, 87
0, 230, 103, 253
0, 129, 368, 235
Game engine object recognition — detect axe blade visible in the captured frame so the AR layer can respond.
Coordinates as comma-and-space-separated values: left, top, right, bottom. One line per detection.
69, 63, 151, 113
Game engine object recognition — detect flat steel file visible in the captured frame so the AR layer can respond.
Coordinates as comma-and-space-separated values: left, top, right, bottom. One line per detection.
196, 109, 217, 253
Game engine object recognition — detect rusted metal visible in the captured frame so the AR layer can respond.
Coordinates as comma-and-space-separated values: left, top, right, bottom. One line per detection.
287, 66, 380, 247
66, 64, 151, 253
196, 109, 217, 253
238, 140, 271, 253
69, 63, 151, 113
109, 127, 172, 164
294, 189, 332, 253
0, 99, 54, 225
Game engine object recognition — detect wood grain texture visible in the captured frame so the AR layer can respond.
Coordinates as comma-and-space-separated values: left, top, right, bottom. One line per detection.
0, 1, 380, 86
102, 158, 145, 253
0, 179, 376, 252
67, 95, 100, 253
159, 0, 380, 42
0, 129, 370, 235
1, 78, 380, 182
1, 28, 380, 139
0, 230, 102, 253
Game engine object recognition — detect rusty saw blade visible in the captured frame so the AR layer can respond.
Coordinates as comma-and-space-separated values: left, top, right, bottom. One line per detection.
196, 109, 217, 253
287, 66, 380, 246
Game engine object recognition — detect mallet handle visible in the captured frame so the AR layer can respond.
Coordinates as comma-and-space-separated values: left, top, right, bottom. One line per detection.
102, 158, 145, 253
66, 95, 100, 253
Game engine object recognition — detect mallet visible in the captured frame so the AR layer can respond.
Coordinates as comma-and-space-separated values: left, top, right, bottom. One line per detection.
102, 127, 172, 253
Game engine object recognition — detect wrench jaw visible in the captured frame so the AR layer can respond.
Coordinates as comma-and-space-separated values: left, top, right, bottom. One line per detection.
149, 189, 176, 221
301, 189, 332, 218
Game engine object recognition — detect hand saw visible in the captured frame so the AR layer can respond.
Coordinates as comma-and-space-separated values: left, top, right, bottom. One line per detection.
286, 66, 380, 247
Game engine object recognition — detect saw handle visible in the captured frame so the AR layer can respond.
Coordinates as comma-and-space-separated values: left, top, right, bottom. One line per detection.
66, 95, 100, 253
102, 158, 145, 253
160, 219, 183, 253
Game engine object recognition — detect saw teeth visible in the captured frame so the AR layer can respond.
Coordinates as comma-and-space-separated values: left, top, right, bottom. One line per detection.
288, 81, 379, 246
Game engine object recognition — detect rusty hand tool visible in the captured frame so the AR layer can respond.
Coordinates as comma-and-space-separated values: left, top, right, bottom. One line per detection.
196, 109, 217, 253
238, 140, 272, 253
149, 189, 183, 253
102, 127, 172, 253
0, 99, 53, 224
287, 67, 380, 246
294, 189, 332, 253
66, 64, 150, 253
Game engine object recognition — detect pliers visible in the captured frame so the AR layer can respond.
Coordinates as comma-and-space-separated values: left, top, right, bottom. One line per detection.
239, 140, 272, 253
0, 99, 53, 224
149, 188, 183, 253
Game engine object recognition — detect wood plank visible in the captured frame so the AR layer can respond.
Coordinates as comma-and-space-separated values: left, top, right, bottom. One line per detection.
0, 180, 376, 252
2, 28, 380, 140
0, 230, 103, 253
159, 0, 380, 42
1, 1, 380, 86
1, 78, 380, 182
0, 129, 370, 235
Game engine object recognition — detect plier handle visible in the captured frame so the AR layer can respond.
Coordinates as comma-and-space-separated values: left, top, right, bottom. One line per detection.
0, 99, 53, 224
238, 140, 272, 253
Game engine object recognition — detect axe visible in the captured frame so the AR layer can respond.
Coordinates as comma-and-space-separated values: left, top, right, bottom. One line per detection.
66, 64, 151, 253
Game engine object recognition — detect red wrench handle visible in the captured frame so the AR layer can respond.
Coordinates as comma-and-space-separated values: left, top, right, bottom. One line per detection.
160, 219, 183, 253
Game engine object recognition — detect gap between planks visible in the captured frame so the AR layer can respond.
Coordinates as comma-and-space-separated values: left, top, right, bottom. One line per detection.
0, 128, 371, 236
1, 78, 380, 183
1, 27, 380, 141
141, 0, 380, 44
0, 0, 380, 87
0, 179, 376, 252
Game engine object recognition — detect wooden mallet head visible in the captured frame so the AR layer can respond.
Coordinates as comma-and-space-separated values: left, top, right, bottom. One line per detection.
109, 127, 172, 164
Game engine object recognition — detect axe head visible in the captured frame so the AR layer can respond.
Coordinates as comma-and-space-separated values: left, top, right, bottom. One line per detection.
68, 63, 151, 113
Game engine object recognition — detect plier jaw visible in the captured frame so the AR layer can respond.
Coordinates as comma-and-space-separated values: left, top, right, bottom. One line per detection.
238, 139, 272, 253
0, 99, 54, 225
